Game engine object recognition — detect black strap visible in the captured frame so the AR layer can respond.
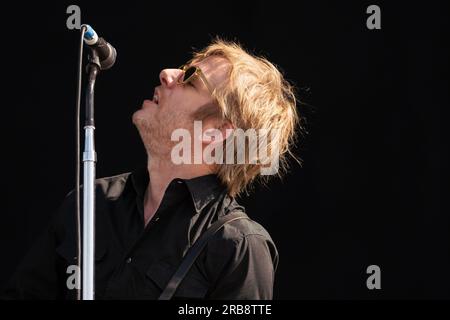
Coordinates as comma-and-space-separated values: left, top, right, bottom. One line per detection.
158, 211, 249, 300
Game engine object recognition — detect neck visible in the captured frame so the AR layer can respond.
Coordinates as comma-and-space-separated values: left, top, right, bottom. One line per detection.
143, 155, 213, 223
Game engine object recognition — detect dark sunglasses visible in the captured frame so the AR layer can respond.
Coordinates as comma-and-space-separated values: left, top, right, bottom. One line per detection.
178, 65, 214, 94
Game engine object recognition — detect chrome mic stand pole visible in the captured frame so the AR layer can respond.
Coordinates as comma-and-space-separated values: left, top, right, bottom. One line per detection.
82, 50, 100, 300
79, 24, 116, 300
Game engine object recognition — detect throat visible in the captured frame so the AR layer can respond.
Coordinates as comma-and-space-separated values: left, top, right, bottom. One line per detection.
144, 207, 157, 227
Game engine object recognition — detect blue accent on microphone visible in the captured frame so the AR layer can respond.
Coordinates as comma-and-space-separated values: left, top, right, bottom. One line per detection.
81, 24, 117, 70
84, 25, 96, 40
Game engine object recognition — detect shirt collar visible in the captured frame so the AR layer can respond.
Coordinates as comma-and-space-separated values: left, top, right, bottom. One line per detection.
130, 167, 226, 214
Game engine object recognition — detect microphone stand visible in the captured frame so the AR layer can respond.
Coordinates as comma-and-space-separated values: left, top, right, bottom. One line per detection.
82, 49, 100, 300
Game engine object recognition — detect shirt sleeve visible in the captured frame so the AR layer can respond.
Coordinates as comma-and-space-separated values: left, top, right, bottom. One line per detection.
205, 233, 279, 300
0, 224, 62, 299
1, 194, 74, 300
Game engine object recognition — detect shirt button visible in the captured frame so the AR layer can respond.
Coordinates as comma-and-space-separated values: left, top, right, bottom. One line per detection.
154, 217, 160, 222
126, 257, 132, 264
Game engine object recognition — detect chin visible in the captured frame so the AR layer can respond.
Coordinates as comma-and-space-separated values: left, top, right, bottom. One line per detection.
132, 115, 147, 133
132, 109, 148, 126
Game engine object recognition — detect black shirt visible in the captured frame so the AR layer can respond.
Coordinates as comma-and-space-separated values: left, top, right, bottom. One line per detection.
2, 167, 278, 300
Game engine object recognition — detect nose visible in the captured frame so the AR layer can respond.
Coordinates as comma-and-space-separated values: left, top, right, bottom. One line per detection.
159, 68, 183, 88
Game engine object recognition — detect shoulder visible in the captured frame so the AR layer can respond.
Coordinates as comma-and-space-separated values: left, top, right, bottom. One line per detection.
206, 209, 278, 260
54, 171, 132, 226
202, 210, 279, 282
220, 213, 275, 245
94, 172, 132, 200
63, 171, 131, 201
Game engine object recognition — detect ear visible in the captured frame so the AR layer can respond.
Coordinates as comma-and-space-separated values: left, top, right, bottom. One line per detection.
201, 119, 234, 145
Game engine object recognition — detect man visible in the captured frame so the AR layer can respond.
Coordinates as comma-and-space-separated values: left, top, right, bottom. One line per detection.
2, 39, 299, 299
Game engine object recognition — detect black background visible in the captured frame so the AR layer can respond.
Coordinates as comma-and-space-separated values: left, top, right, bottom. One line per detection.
1, 0, 449, 299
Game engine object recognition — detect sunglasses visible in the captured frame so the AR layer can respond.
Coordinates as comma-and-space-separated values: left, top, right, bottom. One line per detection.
178, 65, 214, 94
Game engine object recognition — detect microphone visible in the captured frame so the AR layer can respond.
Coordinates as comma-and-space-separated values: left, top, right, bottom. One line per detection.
82, 24, 117, 70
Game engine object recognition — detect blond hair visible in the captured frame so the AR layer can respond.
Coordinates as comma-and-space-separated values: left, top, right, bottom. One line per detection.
189, 38, 301, 197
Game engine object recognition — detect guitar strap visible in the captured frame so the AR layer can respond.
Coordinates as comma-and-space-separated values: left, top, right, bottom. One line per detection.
158, 211, 249, 300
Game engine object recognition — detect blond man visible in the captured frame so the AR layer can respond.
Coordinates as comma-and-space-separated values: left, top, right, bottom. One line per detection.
3, 39, 299, 300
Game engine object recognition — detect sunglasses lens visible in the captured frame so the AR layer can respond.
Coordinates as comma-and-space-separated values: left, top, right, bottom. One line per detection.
182, 66, 196, 82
